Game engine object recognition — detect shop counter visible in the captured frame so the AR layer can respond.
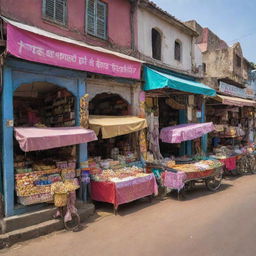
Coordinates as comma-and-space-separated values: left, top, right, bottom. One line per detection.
91, 174, 158, 210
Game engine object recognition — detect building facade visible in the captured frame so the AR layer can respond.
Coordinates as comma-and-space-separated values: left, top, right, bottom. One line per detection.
134, 0, 203, 76
0, 0, 143, 217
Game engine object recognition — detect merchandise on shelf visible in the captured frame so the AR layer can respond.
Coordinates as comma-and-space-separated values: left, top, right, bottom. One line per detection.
90, 166, 148, 183
15, 157, 78, 205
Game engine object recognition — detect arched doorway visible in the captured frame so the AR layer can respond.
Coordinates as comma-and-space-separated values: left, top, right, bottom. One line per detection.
2, 60, 87, 216
14, 82, 75, 127
89, 93, 129, 116
88, 93, 138, 159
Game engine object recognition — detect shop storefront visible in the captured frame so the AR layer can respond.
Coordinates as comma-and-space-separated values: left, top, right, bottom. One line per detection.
143, 66, 224, 195
84, 80, 157, 212
206, 94, 256, 175
1, 18, 142, 216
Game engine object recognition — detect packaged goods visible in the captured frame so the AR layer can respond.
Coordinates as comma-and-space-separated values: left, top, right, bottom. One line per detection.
91, 166, 147, 182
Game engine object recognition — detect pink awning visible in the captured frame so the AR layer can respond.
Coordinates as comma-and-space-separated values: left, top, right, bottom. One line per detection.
14, 127, 98, 152
160, 122, 214, 143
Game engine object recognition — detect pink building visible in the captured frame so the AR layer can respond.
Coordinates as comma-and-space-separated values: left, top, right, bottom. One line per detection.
0, 0, 135, 52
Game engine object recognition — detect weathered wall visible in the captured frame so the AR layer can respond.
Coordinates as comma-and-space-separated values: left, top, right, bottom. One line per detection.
0, 0, 132, 49
185, 20, 228, 53
137, 8, 193, 72
87, 78, 141, 116
202, 43, 248, 87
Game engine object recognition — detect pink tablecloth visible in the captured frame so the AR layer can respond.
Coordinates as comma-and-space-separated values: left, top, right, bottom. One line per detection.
91, 174, 158, 209
162, 171, 187, 191
160, 122, 214, 143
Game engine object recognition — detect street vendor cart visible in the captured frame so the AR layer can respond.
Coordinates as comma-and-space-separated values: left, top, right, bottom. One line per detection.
148, 122, 224, 199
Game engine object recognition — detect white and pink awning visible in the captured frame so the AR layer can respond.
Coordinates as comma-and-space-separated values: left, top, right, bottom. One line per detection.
14, 127, 97, 152
160, 122, 214, 143
3, 17, 142, 80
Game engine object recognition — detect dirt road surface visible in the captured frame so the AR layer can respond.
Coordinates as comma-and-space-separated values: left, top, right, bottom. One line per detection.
2, 175, 256, 256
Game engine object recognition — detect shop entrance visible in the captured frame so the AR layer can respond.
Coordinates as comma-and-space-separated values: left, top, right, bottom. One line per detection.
89, 93, 129, 116
2, 59, 87, 216
158, 97, 180, 157
88, 93, 140, 163
13, 82, 78, 206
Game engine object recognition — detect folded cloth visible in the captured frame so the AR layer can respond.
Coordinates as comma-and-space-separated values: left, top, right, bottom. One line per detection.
220, 157, 236, 171
162, 171, 187, 191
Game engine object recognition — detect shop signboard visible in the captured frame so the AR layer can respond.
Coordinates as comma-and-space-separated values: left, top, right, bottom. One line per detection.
219, 81, 255, 99
219, 81, 245, 98
6, 24, 141, 80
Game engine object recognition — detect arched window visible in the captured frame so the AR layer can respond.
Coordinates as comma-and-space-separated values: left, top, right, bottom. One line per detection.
174, 40, 181, 61
152, 28, 162, 60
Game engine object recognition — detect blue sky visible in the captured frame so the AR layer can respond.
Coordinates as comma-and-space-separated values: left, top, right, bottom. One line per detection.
153, 0, 256, 62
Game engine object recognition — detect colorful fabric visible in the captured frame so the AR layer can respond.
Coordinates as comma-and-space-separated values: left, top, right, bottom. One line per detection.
14, 127, 98, 152
91, 174, 158, 208
147, 113, 163, 160
143, 67, 216, 96
162, 171, 187, 191
220, 157, 236, 171
160, 123, 214, 143
89, 115, 147, 139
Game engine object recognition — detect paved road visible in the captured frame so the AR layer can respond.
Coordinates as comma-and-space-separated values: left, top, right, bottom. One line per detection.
2, 175, 256, 256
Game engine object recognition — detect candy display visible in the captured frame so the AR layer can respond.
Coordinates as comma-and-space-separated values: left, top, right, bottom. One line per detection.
15, 157, 78, 205
171, 160, 223, 173
18, 193, 53, 206
91, 166, 148, 183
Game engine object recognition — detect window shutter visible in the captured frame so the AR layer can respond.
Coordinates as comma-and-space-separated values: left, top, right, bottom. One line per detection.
87, 0, 96, 35
45, 0, 55, 19
44, 0, 66, 25
55, 0, 66, 24
96, 1, 106, 39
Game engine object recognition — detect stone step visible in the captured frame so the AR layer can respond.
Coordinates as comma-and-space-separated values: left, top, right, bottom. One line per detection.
0, 203, 95, 249
0, 219, 63, 249
2, 206, 56, 233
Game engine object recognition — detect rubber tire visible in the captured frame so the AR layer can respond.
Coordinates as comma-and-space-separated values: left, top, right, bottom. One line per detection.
63, 212, 81, 231
205, 173, 222, 192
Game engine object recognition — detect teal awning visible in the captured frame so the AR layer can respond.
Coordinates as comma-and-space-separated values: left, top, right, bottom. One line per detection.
143, 67, 216, 96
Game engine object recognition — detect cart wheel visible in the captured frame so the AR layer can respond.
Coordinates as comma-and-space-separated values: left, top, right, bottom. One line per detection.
178, 188, 186, 200
205, 173, 222, 191
184, 181, 195, 191
64, 212, 81, 232
251, 164, 256, 174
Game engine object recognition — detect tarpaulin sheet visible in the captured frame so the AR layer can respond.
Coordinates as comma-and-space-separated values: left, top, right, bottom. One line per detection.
160, 122, 214, 143
89, 115, 147, 139
90, 174, 158, 209
14, 127, 97, 152
143, 67, 216, 96
214, 94, 256, 107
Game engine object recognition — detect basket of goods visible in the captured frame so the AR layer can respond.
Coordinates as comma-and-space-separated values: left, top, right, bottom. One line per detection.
51, 182, 68, 207
51, 180, 79, 207
54, 193, 68, 207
